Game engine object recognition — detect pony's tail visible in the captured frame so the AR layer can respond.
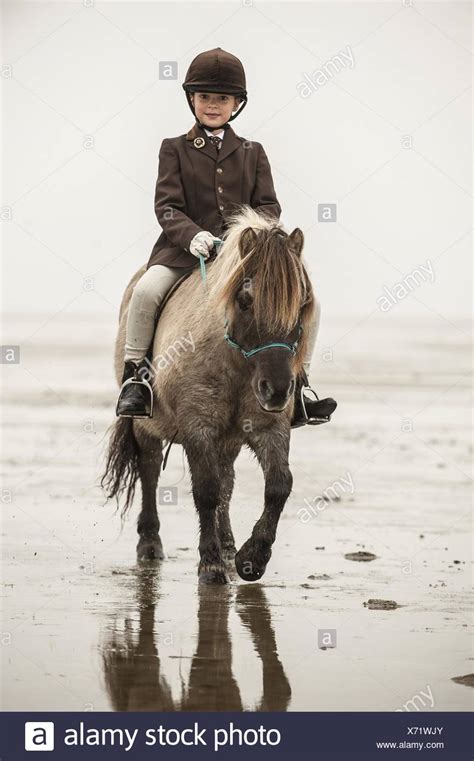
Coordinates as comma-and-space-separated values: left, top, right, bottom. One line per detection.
100, 418, 139, 518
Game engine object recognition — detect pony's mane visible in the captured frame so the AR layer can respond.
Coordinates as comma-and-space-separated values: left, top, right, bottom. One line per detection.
207, 206, 282, 287
206, 205, 315, 370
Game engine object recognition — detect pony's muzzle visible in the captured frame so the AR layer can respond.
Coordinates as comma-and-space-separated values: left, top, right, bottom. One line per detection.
257, 377, 295, 412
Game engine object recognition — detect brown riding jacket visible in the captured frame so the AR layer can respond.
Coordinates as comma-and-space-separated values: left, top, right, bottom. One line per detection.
146, 122, 281, 269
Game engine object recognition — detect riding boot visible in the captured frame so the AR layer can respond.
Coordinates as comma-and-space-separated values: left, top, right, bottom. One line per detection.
291, 368, 337, 429
115, 358, 154, 418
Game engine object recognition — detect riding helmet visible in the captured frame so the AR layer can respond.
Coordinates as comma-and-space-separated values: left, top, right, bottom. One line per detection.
182, 47, 248, 128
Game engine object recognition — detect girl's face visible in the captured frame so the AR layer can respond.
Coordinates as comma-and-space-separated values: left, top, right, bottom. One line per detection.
190, 92, 241, 130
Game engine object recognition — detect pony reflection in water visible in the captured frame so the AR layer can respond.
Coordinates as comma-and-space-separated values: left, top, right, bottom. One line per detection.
101, 566, 291, 711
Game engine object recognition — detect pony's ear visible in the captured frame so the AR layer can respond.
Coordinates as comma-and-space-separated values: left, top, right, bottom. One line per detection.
288, 227, 304, 257
239, 227, 258, 258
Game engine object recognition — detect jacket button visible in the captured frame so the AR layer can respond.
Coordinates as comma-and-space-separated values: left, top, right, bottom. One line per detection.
217, 186, 223, 193
216, 167, 223, 174
219, 204, 224, 211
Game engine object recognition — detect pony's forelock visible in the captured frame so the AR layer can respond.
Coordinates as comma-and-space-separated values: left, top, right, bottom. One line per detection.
206, 206, 315, 370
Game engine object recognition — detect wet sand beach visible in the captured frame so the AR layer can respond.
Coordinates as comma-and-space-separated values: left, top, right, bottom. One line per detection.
1, 312, 472, 712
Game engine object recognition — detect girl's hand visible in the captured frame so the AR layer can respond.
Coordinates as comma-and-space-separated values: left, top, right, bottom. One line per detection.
189, 231, 215, 259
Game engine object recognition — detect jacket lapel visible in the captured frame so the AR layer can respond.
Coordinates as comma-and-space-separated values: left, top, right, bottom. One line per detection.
218, 127, 242, 163
185, 122, 242, 163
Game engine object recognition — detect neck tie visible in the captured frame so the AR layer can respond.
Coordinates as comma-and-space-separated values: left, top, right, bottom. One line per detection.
207, 134, 222, 153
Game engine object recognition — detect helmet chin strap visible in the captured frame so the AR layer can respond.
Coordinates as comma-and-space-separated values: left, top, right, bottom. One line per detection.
196, 117, 230, 132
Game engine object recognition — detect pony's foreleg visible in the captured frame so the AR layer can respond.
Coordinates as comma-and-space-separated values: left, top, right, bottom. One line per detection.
186, 443, 229, 585
134, 426, 164, 561
217, 457, 238, 566
235, 432, 292, 582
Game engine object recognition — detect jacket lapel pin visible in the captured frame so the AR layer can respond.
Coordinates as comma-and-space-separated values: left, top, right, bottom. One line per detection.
193, 137, 205, 148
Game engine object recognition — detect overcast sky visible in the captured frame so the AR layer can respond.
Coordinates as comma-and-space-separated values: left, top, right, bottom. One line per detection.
2, 1, 471, 331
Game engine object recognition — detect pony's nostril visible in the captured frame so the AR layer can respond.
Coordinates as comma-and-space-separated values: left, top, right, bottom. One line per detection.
288, 379, 295, 396
259, 379, 273, 399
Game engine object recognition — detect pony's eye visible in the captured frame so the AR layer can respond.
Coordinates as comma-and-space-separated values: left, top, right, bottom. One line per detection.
237, 291, 253, 311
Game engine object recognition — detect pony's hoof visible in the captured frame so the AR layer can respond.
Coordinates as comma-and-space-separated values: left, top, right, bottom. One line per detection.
235, 541, 271, 582
137, 537, 165, 562
198, 564, 230, 585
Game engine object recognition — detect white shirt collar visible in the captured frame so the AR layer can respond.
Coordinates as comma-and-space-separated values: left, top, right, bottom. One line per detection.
204, 127, 225, 140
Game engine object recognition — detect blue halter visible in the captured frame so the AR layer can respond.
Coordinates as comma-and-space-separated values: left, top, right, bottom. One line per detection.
224, 315, 302, 359
198, 248, 303, 360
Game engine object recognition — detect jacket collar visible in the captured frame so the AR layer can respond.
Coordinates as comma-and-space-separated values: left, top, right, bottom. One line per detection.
185, 122, 243, 163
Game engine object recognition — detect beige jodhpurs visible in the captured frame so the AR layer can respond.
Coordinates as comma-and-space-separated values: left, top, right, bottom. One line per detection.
124, 264, 321, 374
124, 264, 195, 362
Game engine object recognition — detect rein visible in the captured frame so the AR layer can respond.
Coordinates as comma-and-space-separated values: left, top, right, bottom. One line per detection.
197, 246, 304, 360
